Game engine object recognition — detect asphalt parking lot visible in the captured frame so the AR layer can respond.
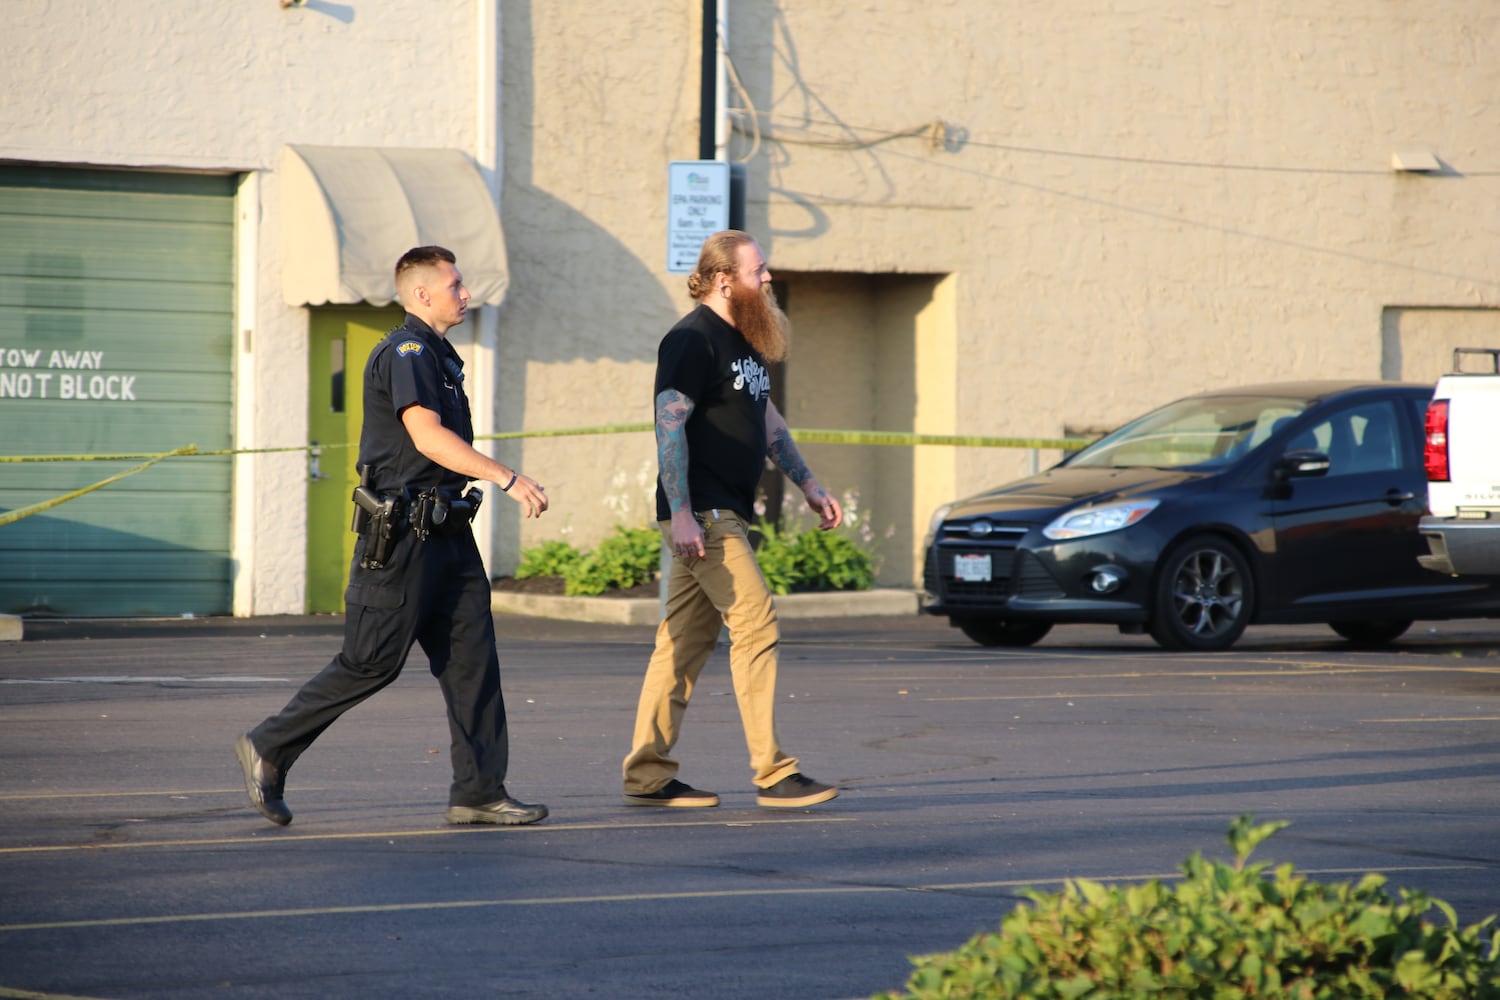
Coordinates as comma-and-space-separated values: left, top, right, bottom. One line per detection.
2, 611, 1499, 999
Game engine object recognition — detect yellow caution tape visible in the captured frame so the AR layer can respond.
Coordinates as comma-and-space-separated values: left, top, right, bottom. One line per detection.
0, 444, 344, 463
0, 425, 1089, 464
0, 445, 198, 527
0, 427, 1091, 524
477, 423, 654, 442
477, 425, 1091, 450
782, 428, 1092, 450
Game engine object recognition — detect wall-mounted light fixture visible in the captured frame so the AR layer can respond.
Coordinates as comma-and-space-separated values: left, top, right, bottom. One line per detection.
279, 0, 306, 8
1391, 150, 1441, 173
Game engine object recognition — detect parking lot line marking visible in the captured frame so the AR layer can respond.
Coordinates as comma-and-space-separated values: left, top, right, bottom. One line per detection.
833, 658, 1500, 682
0, 816, 856, 856
0, 985, 112, 1000
0, 788, 320, 802
855, 666, 1443, 682
1362, 716, 1500, 723
0, 675, 288, 685
905, 662, 1500, 695
0, 863, 1479, 935
1244, 659, 1500, 676
924, 691, 1180, 702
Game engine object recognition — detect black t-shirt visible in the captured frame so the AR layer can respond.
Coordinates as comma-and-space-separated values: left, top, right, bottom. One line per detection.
653, 304, 771, 521
358, 314, 473, 494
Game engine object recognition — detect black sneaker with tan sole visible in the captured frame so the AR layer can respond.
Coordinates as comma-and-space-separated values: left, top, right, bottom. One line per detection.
623, 779, 720, 807
756, 773, 838, 808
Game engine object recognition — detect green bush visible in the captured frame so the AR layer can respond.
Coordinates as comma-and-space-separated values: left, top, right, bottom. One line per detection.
562, 524, 661, 597
789, 525, 876, 593
756, 523, 876, 595
752, 524, 800, 596
877, 815, 1500, 1000
514, 518, 876, 597
513, 539, 583, 580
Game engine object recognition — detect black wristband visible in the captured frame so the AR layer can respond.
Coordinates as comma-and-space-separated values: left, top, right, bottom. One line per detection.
502, 471, 518, 492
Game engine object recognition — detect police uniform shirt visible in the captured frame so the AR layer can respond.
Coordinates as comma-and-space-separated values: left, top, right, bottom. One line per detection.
653, 303, 771, 521
359, 315, 473, 494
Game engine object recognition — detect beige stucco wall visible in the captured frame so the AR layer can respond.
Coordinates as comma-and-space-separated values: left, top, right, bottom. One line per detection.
8, 0, 1499, 605
499, 0, 1500, 586
733, 1, 1500, 501
2, 0, 491, 613
493, 3, 699, 563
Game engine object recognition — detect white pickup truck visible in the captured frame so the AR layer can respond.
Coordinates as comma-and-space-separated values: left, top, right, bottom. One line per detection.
1418, 348, 1500, 576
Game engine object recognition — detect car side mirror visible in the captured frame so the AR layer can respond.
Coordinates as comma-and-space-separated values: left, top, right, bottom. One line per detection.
1275, 449, 1331, 481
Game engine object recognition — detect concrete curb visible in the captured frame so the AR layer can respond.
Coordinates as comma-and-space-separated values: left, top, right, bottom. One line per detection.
0, 614, 22, 642
490, 587, 918, 626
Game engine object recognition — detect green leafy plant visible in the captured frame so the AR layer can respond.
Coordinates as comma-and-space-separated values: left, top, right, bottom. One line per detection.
878, 815, 1500, 999
789, 524, 876, 592
514, 501, 877, 598
513, 539, 583, 580
751, 522, 800, 596
755, 522, 876, 595
562, 524, 661, 597
753, 486, 881, 594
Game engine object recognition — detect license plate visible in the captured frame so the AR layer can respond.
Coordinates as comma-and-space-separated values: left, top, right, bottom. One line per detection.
953, 554, 992, 582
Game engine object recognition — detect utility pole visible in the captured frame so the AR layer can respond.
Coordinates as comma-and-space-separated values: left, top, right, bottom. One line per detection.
699, 0, 744, 229
699, 0, 717, 161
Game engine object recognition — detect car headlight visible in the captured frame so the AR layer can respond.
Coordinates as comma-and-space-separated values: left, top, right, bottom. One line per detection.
927, 502, 955, 538
1042, 499, 1159, 540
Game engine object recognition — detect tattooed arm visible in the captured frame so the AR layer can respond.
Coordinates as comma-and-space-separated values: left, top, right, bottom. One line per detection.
657, 388, 706, 558
765, 400, 843, 530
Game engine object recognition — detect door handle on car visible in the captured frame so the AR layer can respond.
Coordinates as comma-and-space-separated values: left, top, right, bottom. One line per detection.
1383, 488, 1416, 505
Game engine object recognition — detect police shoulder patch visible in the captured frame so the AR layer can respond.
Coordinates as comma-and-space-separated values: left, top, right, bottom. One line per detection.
396, 340, 425, 357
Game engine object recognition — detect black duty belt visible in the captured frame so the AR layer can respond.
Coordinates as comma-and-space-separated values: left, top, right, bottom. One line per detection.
350, 485, 484, 569
408, 486, 483, 540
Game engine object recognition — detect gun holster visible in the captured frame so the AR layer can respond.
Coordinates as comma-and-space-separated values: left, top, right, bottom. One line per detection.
351, 484, 399, 569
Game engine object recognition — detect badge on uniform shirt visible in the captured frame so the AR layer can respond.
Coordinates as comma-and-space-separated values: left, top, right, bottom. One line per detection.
396, 340, 425, 357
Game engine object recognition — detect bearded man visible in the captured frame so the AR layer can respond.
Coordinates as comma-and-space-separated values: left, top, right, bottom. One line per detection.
621, 230, 844, 809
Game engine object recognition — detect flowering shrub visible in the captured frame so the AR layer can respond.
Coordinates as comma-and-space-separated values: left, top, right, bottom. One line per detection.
602, 458, 657, 525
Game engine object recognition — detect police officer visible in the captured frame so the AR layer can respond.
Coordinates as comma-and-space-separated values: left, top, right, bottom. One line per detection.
235, 245, 549, 827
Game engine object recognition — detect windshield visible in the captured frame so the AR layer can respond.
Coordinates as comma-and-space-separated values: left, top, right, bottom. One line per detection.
1066, 394, 1309, 470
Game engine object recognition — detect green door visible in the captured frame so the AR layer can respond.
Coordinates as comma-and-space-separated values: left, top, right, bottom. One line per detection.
0, 166, 235, 616
306, 307, 401, 613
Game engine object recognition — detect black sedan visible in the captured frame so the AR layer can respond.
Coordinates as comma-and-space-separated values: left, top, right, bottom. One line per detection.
921, 381, 1500, 651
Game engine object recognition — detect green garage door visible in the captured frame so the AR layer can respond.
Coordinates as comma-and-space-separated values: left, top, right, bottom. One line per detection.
0, 166, 235, 617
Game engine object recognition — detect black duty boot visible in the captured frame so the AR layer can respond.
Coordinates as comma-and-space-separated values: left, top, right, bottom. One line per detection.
234, 734, 293, 826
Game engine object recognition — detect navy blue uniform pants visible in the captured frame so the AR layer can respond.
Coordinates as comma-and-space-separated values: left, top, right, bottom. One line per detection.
250, 524, 509, 808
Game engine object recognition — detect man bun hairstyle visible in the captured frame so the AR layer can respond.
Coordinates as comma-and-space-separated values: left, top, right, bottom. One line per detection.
686, 230, 754, 301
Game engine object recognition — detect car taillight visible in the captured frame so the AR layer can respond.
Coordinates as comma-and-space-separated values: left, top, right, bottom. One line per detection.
1424, 399, 1450, 482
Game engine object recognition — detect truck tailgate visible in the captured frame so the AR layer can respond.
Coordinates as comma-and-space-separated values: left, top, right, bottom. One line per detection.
1431, 375, 1500, 514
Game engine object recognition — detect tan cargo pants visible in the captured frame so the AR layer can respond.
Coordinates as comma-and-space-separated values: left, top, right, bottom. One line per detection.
622, 509, 799, 794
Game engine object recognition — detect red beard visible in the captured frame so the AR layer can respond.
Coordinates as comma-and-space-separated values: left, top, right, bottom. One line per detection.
729, 283, 790, 362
